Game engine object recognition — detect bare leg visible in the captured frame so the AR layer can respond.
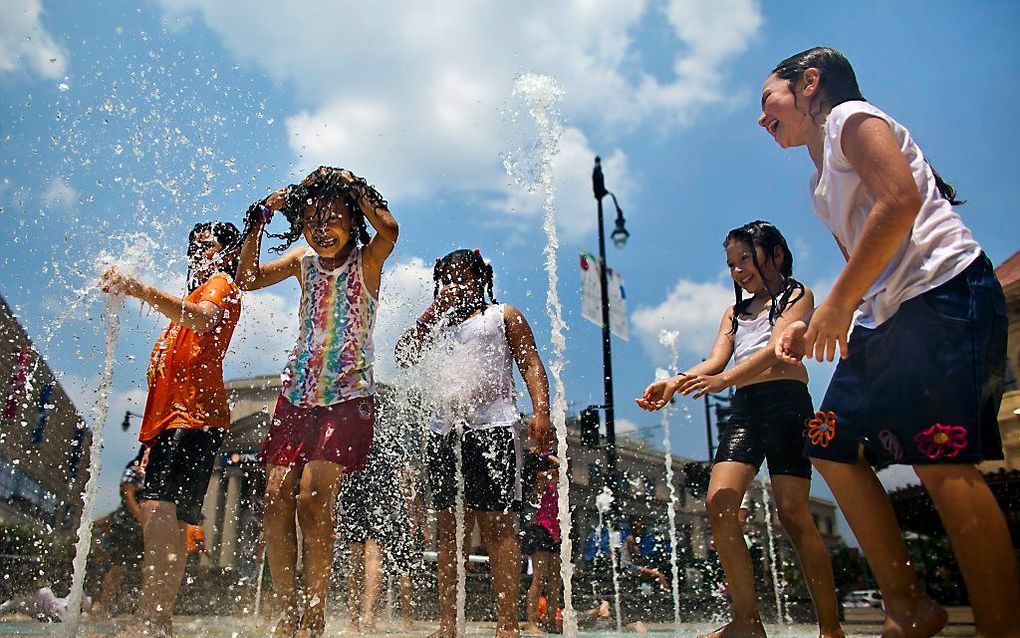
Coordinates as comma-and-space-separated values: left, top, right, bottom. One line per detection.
812, 456, 945, 638
477, 511, 521, 638
359, 539, 383, 632
701, 461, 764, 638
432, 509, 457, 638
914, 464, 1020, 638
398, 574, 415, 631
264, 464, 301, 637
348, 543, 365, 630
525, 551, 550, 635
296, 460, 345, 637
771, 475, 845, 638
96, 564, 128, 617
135, 500, 188, 629
547, 552, 562, 629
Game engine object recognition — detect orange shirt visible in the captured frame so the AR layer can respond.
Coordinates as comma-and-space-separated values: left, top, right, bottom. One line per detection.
140, 273, 241, 444
186, 524, 205, 554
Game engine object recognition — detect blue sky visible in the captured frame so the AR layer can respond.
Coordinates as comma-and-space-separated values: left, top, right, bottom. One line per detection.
2, 0, 1018, 537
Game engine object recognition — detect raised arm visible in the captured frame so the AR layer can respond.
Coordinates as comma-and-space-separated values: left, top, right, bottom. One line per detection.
100, 268, 225, 334
504, 305, 554, 451
346, 173, 398, 299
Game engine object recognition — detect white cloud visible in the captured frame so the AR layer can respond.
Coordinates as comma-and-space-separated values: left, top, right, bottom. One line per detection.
157, 0, 760, 224
632, 276, 734, 365
226, 288, 300, 380
0, 0, 67, 79
40, 177, 76, 208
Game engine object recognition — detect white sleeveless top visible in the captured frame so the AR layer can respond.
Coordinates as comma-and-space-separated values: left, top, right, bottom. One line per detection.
810, 101, 981, 329
428, 304, 520, 435
733, 310, 772, 365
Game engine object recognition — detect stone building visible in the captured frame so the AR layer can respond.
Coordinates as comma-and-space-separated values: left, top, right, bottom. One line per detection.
0, 294, 91, 532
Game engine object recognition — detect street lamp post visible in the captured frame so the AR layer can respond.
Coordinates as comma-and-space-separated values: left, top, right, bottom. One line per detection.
592, 156, 629, 512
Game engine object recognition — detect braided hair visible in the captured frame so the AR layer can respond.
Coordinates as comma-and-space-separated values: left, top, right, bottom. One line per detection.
433, 249, 497, 304
245, 166, 388, 254
724, 220, 805, 334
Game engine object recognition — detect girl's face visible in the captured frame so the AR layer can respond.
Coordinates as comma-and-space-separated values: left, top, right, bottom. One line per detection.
440, 264, 484, 307
726, 240, 782, 295
758, 72, 816, 149
188, 229, 226, 281
302, 198, 352, 258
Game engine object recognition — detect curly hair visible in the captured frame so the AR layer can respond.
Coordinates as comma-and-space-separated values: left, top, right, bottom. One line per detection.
724, 220, 804, 334
247, 166, 389, 254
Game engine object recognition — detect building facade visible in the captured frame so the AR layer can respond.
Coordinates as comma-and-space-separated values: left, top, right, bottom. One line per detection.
981, 250, 1020, 471
0, 295, 91, 533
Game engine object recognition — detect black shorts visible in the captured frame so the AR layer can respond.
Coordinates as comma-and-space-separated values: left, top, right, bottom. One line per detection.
523, 523, 560, 555
714, 380, 813, 479
426, 427, 522, 513
812, 254, 1006, 467
140, 427, 224, 525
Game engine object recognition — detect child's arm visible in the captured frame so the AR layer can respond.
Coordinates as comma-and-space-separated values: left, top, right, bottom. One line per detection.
678, 287, 815, 398
635, 308, 735, 411
806, 113, 922, 362
504, 305, 554, 451
394, 286, 460, 367
100, 268, 226, 334
342, 171, 399, 299
236, 192, 304, 291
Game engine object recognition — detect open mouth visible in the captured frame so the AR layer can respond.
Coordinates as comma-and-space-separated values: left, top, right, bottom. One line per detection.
739, 275, 754, 287
767, 120, 779, 137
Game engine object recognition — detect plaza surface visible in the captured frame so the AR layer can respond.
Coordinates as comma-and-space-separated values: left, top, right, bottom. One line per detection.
0, 608, 983, 638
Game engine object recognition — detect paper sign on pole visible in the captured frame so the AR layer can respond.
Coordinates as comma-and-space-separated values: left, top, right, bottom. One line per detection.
579, 251, 629, 341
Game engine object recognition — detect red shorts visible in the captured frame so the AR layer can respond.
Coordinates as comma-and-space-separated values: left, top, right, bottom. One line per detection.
258, 394, 375, 472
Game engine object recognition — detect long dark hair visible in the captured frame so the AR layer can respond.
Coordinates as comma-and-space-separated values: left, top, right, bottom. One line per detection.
433, 249, 497, 304
258, 166, 385, 253
725, 220, 804, 334
772, 47, 963, 206
187, 220, 240, 292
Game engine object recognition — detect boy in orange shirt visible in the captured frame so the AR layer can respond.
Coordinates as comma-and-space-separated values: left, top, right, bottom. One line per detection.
102, 221, 242, 638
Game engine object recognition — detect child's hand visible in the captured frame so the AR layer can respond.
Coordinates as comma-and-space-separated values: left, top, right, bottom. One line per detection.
264, 189, 289, 212
775, 320, 808, 363
677, 374, 728, 399
635, 376, 682, 411
527, 413, 554, 451
100, 267, 143, 298
804, 301, 852, 362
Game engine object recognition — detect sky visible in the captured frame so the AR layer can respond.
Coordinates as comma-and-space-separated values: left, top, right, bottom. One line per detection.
1, 0, 1019, 543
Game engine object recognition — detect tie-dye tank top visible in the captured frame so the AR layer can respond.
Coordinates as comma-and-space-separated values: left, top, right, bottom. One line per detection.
281, 247, 377, 407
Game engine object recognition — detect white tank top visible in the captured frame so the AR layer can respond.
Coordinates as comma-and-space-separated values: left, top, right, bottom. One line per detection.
810, 101, 981, 329
428, 304, 520, 435
733, 310, 772, 365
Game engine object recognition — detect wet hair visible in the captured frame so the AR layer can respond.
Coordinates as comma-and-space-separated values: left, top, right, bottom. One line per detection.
187, 220, 241, 292
772, 47, 963, 205
257, 166, 386, 253
433, 249, 497, 304
724, 220, 805, 334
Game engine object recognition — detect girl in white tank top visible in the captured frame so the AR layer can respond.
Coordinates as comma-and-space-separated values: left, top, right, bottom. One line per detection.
637, 221, 843, 638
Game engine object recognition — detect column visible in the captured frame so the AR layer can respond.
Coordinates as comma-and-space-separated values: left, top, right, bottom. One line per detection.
219, 468, 242, 568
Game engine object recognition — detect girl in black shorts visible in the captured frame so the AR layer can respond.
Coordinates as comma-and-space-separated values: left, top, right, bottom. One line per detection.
637, 221, 843, 638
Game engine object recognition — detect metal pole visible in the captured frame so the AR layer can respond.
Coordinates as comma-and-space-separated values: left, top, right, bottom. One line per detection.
593, 157, 618, 508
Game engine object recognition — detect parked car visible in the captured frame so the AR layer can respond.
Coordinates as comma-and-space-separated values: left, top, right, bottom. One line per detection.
843, 589, 883, 609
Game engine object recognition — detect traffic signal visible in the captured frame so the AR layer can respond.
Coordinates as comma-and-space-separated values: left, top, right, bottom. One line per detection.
580, 406, 600, 448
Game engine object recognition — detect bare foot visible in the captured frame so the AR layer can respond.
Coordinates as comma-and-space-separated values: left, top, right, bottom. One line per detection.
697, 618, 767, 638
819, 626, 847, 638
272, 609, 300, 638
297, 607, 325, 638
523, 621, 546, 636
358, 619, 379, 635
495, 628, 521, 638
402, 619, 417, 632
881, 597, 947, 638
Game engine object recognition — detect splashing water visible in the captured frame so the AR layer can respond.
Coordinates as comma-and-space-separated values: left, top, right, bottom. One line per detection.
595, 487, 622, 633
656, 329, 682, 626
454, 420, 467, 638
504, 72, 577, 636
64, 295, 121, 637
761, 484, 789, 624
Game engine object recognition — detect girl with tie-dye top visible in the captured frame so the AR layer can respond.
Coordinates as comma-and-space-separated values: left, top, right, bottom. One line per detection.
237, 167, 398, 638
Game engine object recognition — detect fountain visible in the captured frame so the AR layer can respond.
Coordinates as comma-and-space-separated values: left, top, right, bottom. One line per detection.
656, 330, 682, 626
